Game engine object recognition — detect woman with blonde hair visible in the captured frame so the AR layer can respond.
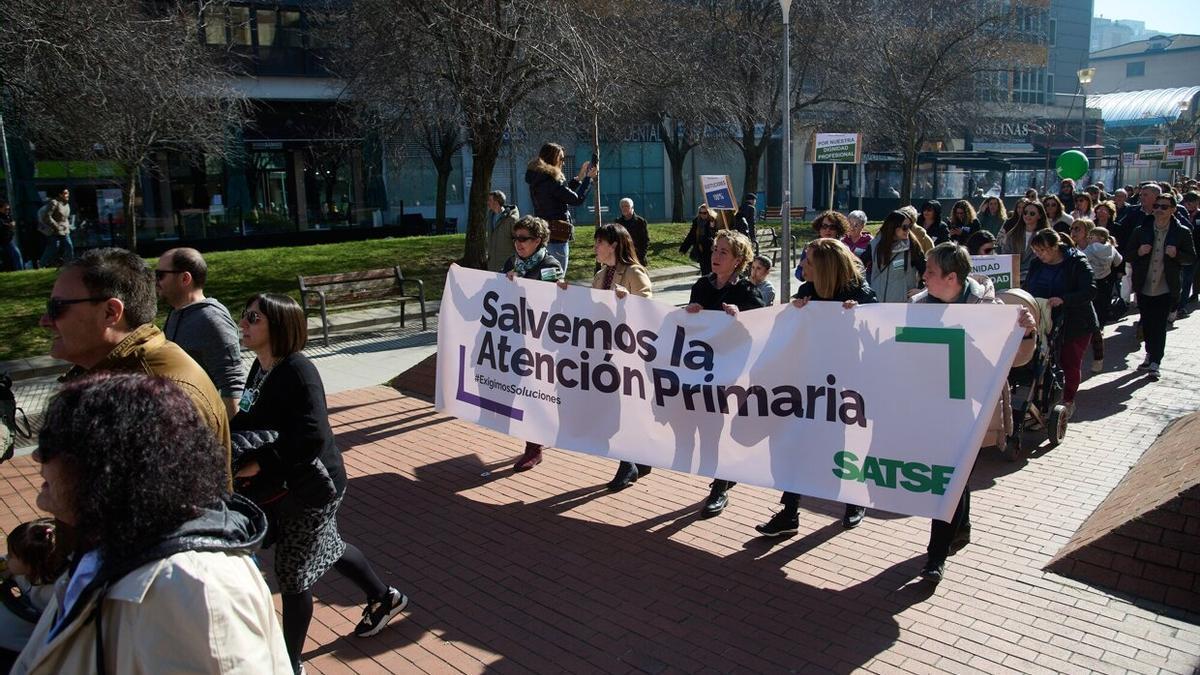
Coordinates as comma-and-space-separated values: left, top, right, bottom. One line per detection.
756, 237, 876, 536
947, 200, 979, 243
685, 229, 765, 517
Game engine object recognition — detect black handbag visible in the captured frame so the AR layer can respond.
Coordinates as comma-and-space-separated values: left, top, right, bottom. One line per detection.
231, 430, 337, 512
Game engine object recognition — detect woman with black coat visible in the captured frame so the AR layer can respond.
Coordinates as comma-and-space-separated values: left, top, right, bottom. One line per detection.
755, 238, 876, 536
525, 142, 596, 271
685, 230, 765, 517
679, 203, 721, 276
1022, 229, 1097, 419
918, 199, 951, 244
233, 293, 408, 674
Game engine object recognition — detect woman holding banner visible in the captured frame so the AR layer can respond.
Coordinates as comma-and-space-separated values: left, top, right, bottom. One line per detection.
503, 216, 565, 472
915, 242, 1035, 582
756, 238, 876, 537
685, 230, 765, 517
587, 223, 655, 491
862, 211, 925, 303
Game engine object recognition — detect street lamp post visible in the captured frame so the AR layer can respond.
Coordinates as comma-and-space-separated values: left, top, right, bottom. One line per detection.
1077, 67, 1095, 177
779, 0, 793, 299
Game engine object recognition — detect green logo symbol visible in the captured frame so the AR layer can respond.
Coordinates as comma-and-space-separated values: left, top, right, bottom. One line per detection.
895, 327, 966, 400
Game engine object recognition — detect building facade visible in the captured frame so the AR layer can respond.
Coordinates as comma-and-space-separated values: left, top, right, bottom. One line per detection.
1089, 34, 1200, 93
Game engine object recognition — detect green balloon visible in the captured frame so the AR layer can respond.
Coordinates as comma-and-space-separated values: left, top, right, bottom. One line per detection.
1056, 150, 1089, 180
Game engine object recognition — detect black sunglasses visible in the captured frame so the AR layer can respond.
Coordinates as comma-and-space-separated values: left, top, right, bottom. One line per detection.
1153, 203, 1172, 211
511, 235, 538, 243
241, 310, 263, 325
1023, 210, 1039, 216
46, 297, 108, 321
155, 269, 184, 281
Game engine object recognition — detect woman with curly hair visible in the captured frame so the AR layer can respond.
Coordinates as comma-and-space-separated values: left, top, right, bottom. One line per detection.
793, 210, 849, 282
234, 293, 408, 674
14, 373, 290, 674
686, 230, 766, 517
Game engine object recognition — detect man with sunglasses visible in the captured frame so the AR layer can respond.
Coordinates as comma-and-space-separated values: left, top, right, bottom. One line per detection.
39, 247, 232, 480
1126, 193, 1196, 379
158, 248, 245, 418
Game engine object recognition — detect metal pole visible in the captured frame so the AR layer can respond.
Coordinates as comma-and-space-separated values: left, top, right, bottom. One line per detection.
779, 0, 792, 299
0, 108, 17, 248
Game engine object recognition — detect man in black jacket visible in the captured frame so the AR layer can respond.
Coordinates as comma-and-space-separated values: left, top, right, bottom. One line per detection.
615, 197, 650, 265
1124, 192, 1196, 377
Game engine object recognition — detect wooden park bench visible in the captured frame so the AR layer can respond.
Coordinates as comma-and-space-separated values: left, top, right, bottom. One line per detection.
761, 205, 809, 223
298, 266, 427, 346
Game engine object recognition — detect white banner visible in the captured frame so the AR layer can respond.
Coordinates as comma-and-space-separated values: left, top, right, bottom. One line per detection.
436, 266, 1022, 520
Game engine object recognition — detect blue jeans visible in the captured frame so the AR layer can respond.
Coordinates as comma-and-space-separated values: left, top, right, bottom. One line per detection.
1, 240, 22, 271
1179, 264, 1196, 310
547, 241, 569, 272
40, 234, 74, 268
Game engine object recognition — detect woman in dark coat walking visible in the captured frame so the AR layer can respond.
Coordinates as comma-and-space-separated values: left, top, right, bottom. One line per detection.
525, 142, 595, 272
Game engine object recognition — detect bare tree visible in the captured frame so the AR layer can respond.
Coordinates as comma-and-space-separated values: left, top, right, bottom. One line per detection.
843, 0, 1024, 204
338, 0, 556, 268
0, 0, 248, 249
704, 0, 851, 196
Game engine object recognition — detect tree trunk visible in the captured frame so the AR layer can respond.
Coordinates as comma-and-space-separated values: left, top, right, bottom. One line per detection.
124, 172, 138, 252
658, 119, 696, 222
743, 149, 761, 196
434, 162, 451, 233
592, 113, 601, 228
900, 144, 916, 206
462, 139, 502, 268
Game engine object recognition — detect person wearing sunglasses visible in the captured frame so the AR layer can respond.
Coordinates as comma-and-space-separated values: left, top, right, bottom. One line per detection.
38, 247, 232, 479
680, 203, 720, 276
1000, 199, 1048, 279
1126, 192, 1196, 379
793, 210, 848, 283
501, 216, 564, 471
862, 210, 925, 302
965, 229, 997, 256
234, 293, 409, 672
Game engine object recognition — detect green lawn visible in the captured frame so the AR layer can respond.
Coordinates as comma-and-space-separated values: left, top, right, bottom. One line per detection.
0, 220, 836, 362
1, 222, 734, 362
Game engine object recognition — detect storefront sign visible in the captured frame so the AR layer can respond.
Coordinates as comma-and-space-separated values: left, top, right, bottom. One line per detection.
701, 175, 736, 210
813, 133, 862, 163
1123, 152, 1150, 168
971, 255, 1020, 291
436, 265, 1022, 520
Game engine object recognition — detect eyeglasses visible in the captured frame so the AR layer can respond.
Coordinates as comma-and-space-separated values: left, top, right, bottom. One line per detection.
1153, 203, 1172, 211
241, 310, 263, 325
511, 235, 538, 243
154, 270, 183, 281
45, 297, 108, 321
1023, 210, 1039, 217
899, 224, 911, 231
818, 223, 836, 230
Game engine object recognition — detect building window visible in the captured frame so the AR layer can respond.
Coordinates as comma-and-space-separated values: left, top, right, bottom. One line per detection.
256, 10, 276, 48
1048, 18, 1056, 46
1011, 67, 1045, 105
1126, 61, 1145, 77
203, 6, 226, 44
229, 6, 252, 47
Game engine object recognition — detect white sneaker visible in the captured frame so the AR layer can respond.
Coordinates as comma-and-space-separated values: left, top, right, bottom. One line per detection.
1091, 360, 1103, 373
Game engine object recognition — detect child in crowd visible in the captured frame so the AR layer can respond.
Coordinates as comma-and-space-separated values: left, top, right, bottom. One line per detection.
748, 255, 776, 305
1083, 226, 1123, 373
0, 518, 69, 670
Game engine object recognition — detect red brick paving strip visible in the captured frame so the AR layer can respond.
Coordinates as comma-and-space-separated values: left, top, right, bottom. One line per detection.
3, 311, 1199, 673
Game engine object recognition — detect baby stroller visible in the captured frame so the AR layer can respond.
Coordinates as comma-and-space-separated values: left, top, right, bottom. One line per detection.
998, 289, 1068, 458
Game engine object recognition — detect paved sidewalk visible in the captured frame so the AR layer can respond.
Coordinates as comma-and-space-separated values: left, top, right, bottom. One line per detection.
5, 274, 1197, 674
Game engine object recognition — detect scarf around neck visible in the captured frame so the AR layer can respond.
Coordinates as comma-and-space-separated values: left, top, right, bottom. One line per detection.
514, 246, 548, 277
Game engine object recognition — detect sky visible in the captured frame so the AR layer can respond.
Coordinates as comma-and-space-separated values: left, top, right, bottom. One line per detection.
1092, 0, 1200, 36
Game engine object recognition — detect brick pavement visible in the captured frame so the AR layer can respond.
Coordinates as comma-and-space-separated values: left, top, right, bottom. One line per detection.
2, 308, 1199, 673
